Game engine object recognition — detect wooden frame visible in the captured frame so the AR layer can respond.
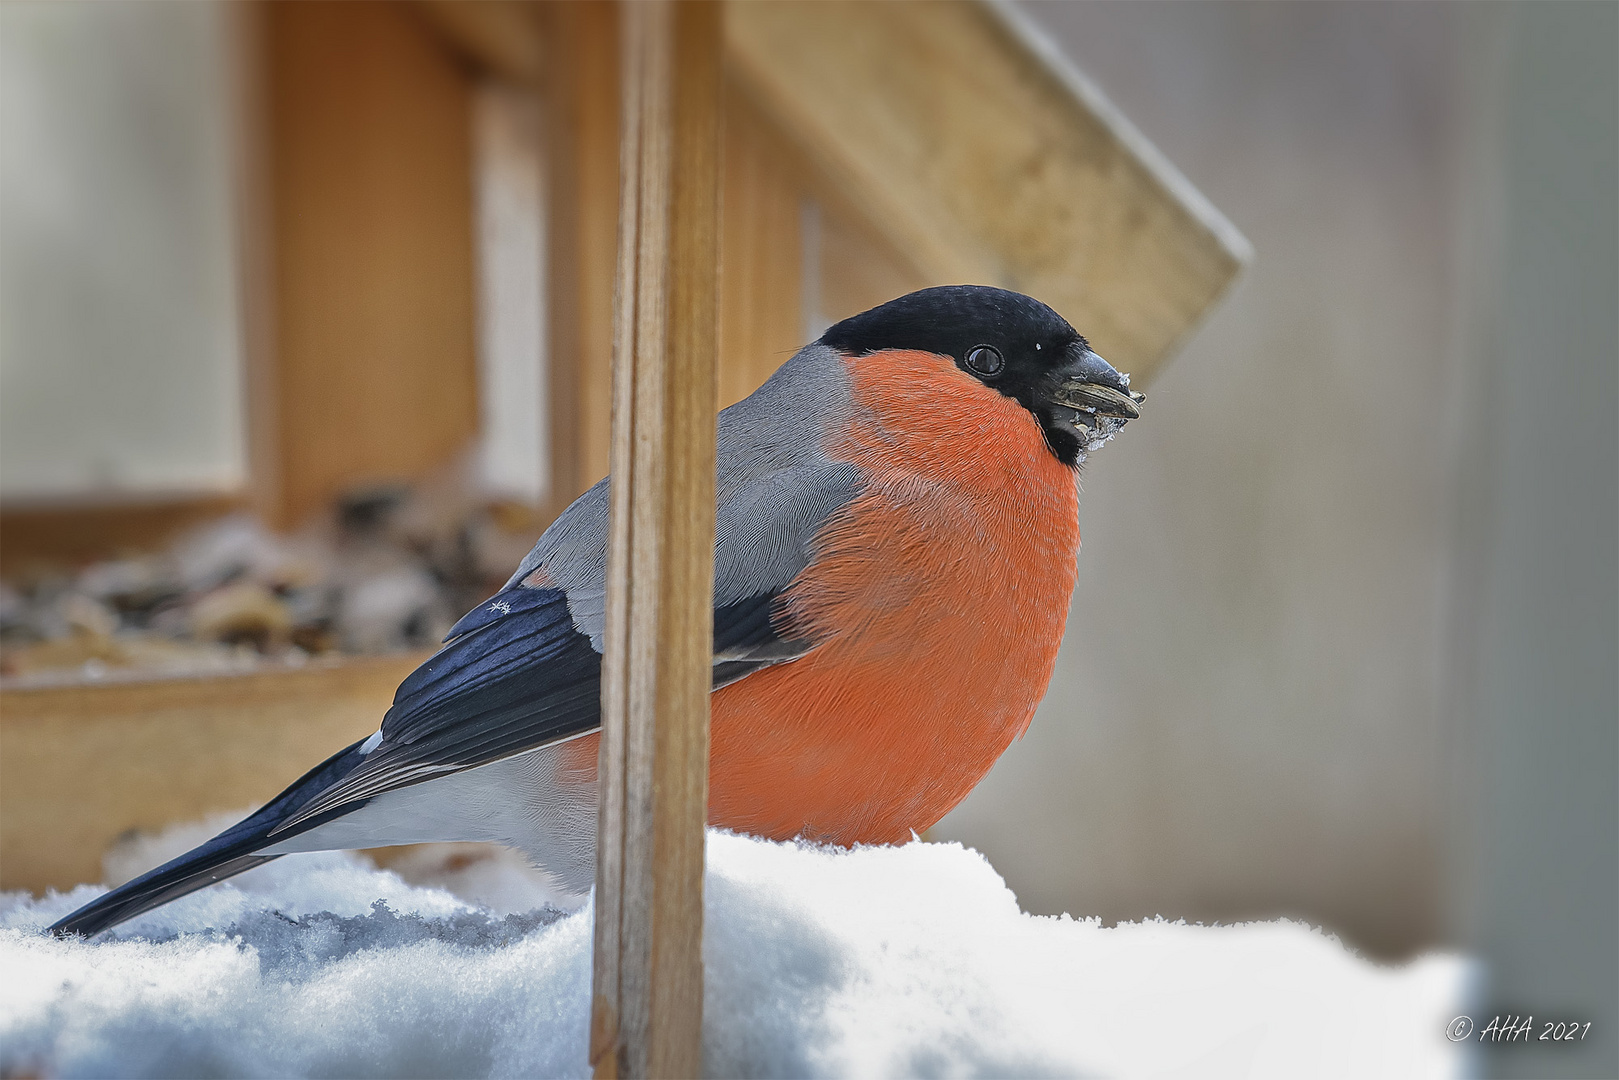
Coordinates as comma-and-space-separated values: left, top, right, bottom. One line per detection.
727, 0, 1251, 385
1, 4, 1251, 1013
590, 4, 721, 1074
0, 0, 1250, 554
262, 0, 482, 529
1, 654, 425, 894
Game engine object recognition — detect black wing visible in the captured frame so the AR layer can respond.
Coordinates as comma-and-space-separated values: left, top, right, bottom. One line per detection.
278, 458, 863, 830
274, 575, 818, 833
275, 586, 600, 831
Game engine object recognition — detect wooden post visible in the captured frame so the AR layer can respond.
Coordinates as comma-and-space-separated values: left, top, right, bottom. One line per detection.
590, 3, 721, 1078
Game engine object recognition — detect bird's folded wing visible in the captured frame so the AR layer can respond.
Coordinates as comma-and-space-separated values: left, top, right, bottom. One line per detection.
275, 455, 864, 832
273, 586, 600, 830
710, 458, 862, 685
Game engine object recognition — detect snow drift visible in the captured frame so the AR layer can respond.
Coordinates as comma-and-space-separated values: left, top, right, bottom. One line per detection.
2, 819, 1466, 1078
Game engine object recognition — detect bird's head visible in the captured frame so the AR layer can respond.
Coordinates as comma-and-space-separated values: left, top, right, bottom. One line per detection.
818, 285, 1143, 466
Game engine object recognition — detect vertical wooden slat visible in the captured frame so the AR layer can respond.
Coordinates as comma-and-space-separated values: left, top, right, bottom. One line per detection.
265, 0, 479, 528
591, 3, 722, 1078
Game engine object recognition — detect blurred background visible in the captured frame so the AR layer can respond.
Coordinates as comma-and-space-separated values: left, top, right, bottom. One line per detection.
939, 5, 1616, 1077
0, 3, 1612, 1077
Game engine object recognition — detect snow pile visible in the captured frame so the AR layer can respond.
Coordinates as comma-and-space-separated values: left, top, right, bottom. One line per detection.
2, 821, 1467, 1078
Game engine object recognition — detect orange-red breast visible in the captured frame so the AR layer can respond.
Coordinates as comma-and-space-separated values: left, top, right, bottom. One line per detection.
52, 286, 1143, 937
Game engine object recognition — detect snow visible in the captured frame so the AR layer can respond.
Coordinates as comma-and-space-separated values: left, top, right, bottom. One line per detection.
2, 818, 1468, 1079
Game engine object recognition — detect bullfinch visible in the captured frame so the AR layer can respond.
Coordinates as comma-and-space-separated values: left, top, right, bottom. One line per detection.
50, 285, 1143, 937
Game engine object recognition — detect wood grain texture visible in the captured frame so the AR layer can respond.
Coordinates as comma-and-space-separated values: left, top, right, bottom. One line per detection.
814, 196, 931, 331
725, 0, 1251, 385
265, 1, 480, 527
591, 3, 721, 1077
0, 654, 425, 894
568, 34, 935, 480
412, 0, 546, 88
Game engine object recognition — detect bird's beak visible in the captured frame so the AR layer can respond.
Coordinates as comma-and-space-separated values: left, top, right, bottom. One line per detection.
1050, 347, 1145, 421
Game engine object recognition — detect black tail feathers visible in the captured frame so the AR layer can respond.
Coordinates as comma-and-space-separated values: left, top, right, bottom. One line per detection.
47, 737, 373, 939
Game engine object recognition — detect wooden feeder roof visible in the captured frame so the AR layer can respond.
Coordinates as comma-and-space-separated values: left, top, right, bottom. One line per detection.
726, 0, 1251, 385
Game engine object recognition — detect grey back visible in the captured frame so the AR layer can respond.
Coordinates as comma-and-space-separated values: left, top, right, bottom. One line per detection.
505, 344, 861, 649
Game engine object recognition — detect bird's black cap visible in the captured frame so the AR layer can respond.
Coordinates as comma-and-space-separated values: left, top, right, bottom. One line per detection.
820, 285, 1086, 367
819, 285, 1132, 465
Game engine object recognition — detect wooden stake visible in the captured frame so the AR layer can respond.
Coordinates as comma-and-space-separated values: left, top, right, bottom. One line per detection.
591, 3, 721, 1078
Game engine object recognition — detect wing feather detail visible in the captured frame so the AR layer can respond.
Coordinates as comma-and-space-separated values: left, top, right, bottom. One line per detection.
280, 347, 864, 830
275, 587, 599, 831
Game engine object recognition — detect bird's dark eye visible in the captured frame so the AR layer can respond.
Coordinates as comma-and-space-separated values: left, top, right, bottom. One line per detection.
965, 344, 1004, 377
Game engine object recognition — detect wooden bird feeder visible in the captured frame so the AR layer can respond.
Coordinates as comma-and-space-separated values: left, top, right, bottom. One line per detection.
0, 2, 1247, 1074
